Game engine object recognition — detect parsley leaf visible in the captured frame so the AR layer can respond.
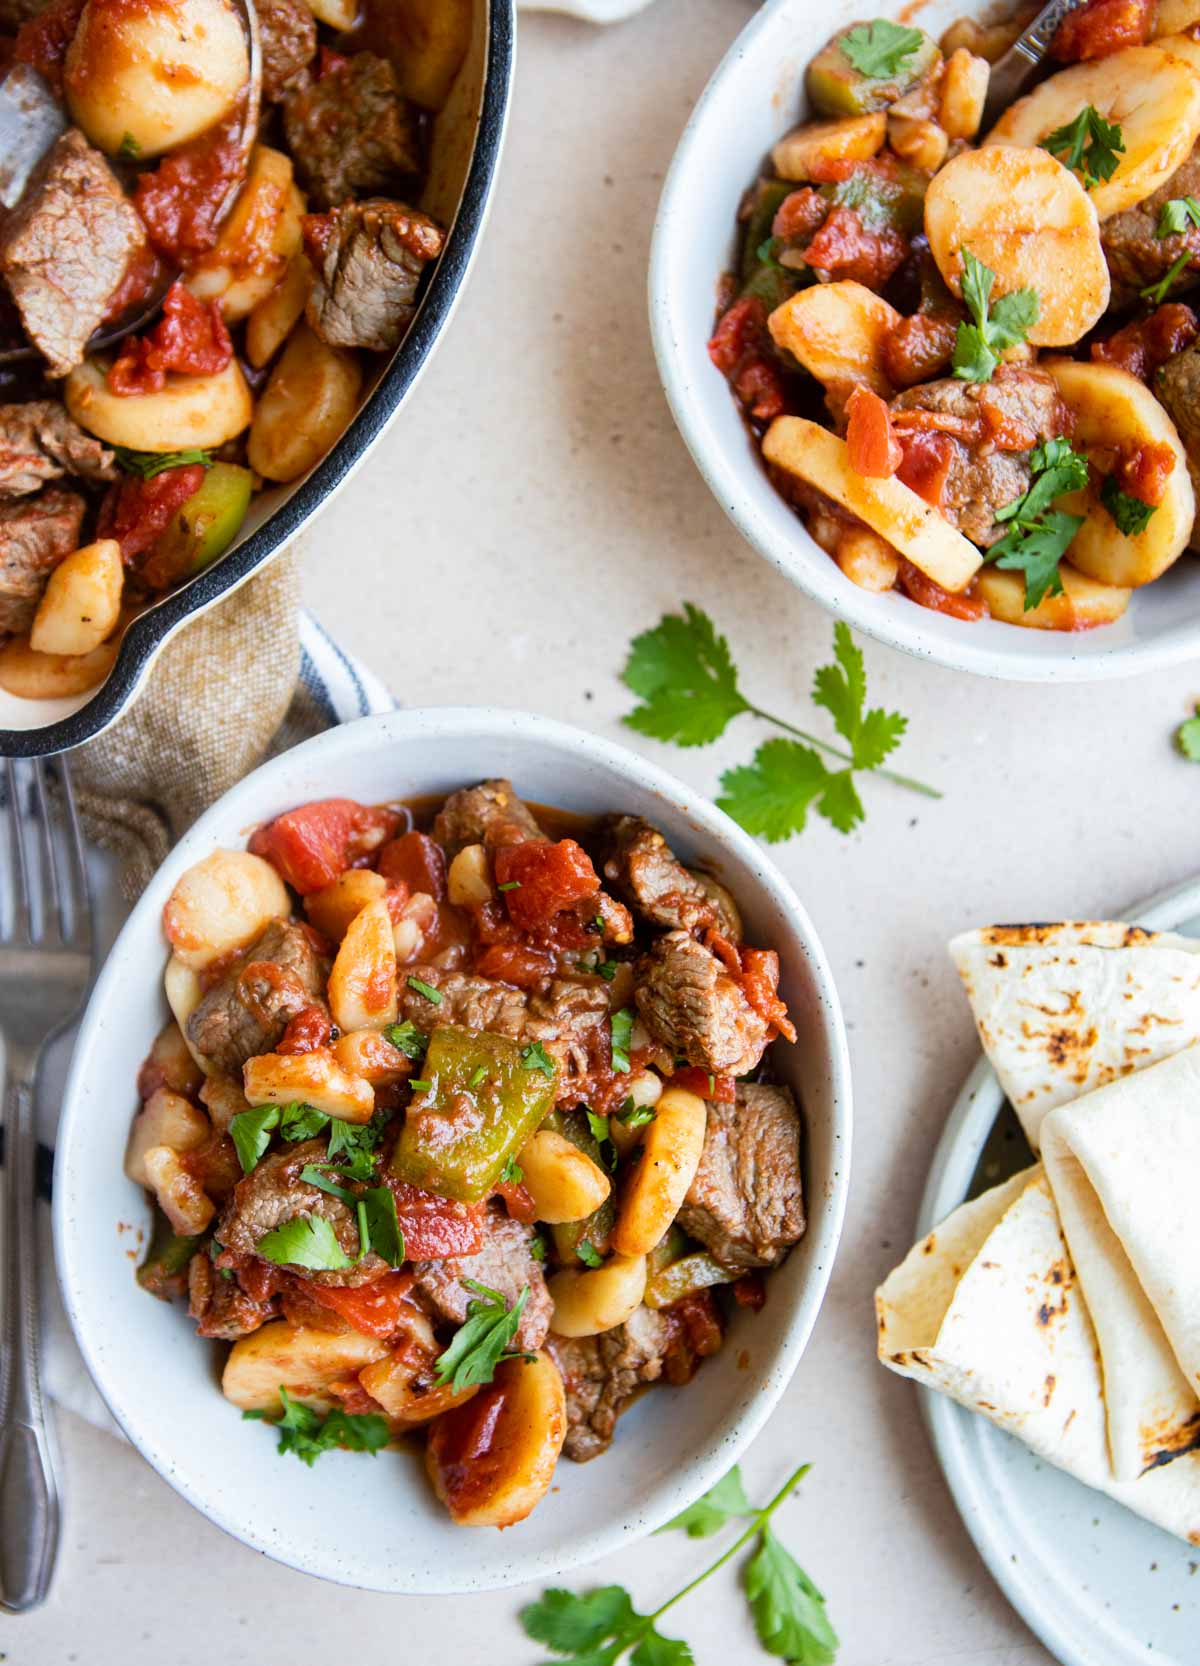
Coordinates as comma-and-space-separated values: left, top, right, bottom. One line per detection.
113, 445, 214, 479
837, 18, 924, 77
500, 1153, 523, 1185
244, 1387, 388, 1467
953, 249, 1040, 384
585, 1109, 611, 1146
520, 1040, 557, 1078
530, 1231, 547, 1262
622, 604, 748, 747
277, 1102, 332, 1142
523, 1585, 641, 1655
812, 622, 906, 772
359, 1184, 404, 1266
659, 1465, 752, 1539
326, 1113, 385, 1180
719, 738, 863, 841
985, 438, 1089, 609
406, 975, 442, 1005
617, 1097, 657, 1131
256, 1214, 351, 1271
385, 1019, 428, 1060
230, 1104, 281, 1174
1142, 250, 1196, 307
1157, 195, 1200, 238
299, 1164, 357, 1204
1176, 705, 1200, 760
1099, 473, 1156, 536
745, 1528, 838, 1665
1041, 104, 1126, 189
576, 1240, 604, 1269
610, 1008, 634, 1073
117, 130, 141, 160
433, 1280, 530, 1391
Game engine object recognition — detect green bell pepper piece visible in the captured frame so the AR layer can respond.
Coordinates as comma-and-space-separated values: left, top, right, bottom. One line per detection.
821, 159, 928, 238
137, 1210, 201, 1301
152, 462, 253, 583
806, 27, 940, 118
550, 1107, 616, 1263
390, 1024, 558, 1203
644, 1249, 735, 1311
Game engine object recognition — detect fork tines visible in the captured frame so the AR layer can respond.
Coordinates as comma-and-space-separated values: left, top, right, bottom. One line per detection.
2, 756, 90, 953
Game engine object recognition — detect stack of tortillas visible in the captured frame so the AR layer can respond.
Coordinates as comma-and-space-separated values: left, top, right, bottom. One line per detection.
877, 923, 1200, 1544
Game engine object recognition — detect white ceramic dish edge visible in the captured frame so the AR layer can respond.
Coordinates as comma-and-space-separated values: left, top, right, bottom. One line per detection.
53, 708, 851, 1594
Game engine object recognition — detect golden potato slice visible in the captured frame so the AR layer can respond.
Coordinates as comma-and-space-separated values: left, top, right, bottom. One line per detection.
328, 897, 398, 1033
924, 146, 1109, 346
1155, 30, 1200, 74
125, 1088, 209, 1187
187, 148, 304, 323
985, 47, 1200, 218
65, 357, 253, 450
162, 849, 290, 971
939, 48, 990, 141
519, 1130, 611, 1225
385, 0, 472, 110
426, 1353, 566, 1528
611, 1087, 706, 1258
1045, 357, 1195, 587
1155, 0, 1200, 35
223, 1321, 391, 1415
977, 564, 1132, 629
768, 282, 900, 398
0, 634, 118, 699
245, 254, 313, 369
835, 526, 900, 592
762, 417, 983, 593
247, 322, 362, 483
29, 539, 122, 657
305, 868, 389, 941
772, 112, 886, 181
548, 1255, 648, 1337
243, 1049, 375, 1122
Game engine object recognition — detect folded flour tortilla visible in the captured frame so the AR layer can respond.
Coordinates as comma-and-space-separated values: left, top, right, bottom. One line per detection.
1041, 1046, 1200, 1480
949, 923, 1200, 1150
876, 1168, 1200, 1544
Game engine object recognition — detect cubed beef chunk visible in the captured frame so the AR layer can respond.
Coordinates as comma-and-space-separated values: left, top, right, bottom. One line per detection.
0, 128, 148, 376
525, 976, 611, 1092
217, 1139, 387, 1285
186, 919, 326, 1077
0, 401, 116, 497
1103, 145, 1200, 305
434, 778, 546, 858
399, 966, 529, 1036
678, 1083, 805, 1269
890, 368, 1070, 547
410, 1207, 552, 1351
548, 1305, 672, 1462
0, 0, 50, 26
1156, 343, 1200, 529
187, 1250, 278, 1339
303, 198, 444, 352
0, 485, 85, 634
601, 815, 739, 938
282, 52, 420, 210
257, 0, 316, 101
635, 929, 769, 1076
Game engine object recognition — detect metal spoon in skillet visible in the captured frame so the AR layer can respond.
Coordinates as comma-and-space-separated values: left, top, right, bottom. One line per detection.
980, 0, 1090, 131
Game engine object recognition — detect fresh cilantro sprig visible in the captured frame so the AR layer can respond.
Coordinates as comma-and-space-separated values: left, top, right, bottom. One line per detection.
1157, 195, 1200, 238
256, 1214, 351, 1271
622, 609, 936, 843
952, 249, 1039, 385
985, 437, 1089, 610
230, 1101, 331, 1174
244, 1387, 388, 1467
837, 18, 923, 77
1040, 104, 1125, 189
113, 445, 215, 479
385, 1019, 428, 1061
434, 1280, 531, 1391
521, 1040, 557, 1078
610, 1007, 634, 1072
1176, 704, 1200, 760
576, 1240, 604, 1268
1099, 474, 1156, 536
521, 1462, 836, 1666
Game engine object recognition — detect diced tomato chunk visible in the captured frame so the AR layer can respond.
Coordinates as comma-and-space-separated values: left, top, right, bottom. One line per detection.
276, 1005, 332, 1055
803, 205, 908, 289
896, 428, 956, 510
738, 946, 797, 1044
670, 1065, 737, 1103
1114, 438, 1176, 508
733, 357, 784, 423
377, 830, 446, 900
13, 0, 84, 91
494, 1178, 538, 1224
732, 1273, 766, 1310
474, 942, 555, 989
772, 187, 826, 242
250, 798, 398, 895
494, 838, 600, 930
1052, 0, 1151, 60
108, 281, 232, 396
1092, 302, 1198, 382
846, 386, 902, 479
97, 464, 206, 564
386, 1179, 486, 1259
708, 295, 767, 377
896, 559, 986, 621
304, 1271, 415, 1339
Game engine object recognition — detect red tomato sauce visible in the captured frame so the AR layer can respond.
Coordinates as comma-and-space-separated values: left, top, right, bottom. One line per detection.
98, 463, 206, 562
108, 281, 232, 395
133, 113, 246, 264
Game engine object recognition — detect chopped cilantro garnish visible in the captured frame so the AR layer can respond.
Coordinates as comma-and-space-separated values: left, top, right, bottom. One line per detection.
1157, 195, 1200, 238
497, 880, 521, 892
113, 446, 214, 480
256, 1214, 351, 1271
610, 1008, 634, 1074
469, 1064, 489, 1088
409, 1078, 432, 1092
433, 1280, 531, 1391
117, 131, 141, 160
1100, 473, 1157, 536
952, 249, 1039, 385
596, 958, 619, 983
618, 1097, 657, 1131
576, 1241, 604, 1268
1142, 251, 1196, 307
985, 437, 1089, 610
385, 1019, 428, 1060
837, 18, 924, 78
407, 975, 442, 1004
1041, 104, 1125, 189
520, 1041, 556, 1078
500, 1153, 523, 1185
244, 1387, 388, 1467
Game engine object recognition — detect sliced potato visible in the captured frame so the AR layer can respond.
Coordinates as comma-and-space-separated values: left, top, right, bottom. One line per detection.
223, 1321, 391, 1415
303, 0, 357, 25
888, 115, 948, 172
245, 253, 313, 369
835, 526, 901, 592
125, 1088, 209, 1187
518, 1129, 611, 1225
768, 282, 900, 399
199, 1073, 250, 1132
1045, 357, 1195, 587
1155, 0, 1200, 36
187, 148, 304, 323
762, 417, 983, 593
243, 1048, 375, 1122
328, 897, 398, 1032
939, 48, 990, 141
985, 47, 1200, 218
548, 1255, 648, 1337
359, 1348, 478, 1428
385, 0, 472, 110
771, 112, 886, 181
247, 321, 362, 483
924, 146, 1109, 346
65, 356, 253, 451
426, 1353, 566, 1528
977, 564, 1132, 629
305, 868, 388, 941
0, 634, 118, 699
332, 1028, 411, 1086
162, 849, 290, 971
164, 955, 207, 1074
29, 539, 122, 657
1155, 29, 1200, 74
446, 843, 495, 908
142, 1146, 214, 1235
141, 1019, 204, 1098
611, 1087, 706, 1258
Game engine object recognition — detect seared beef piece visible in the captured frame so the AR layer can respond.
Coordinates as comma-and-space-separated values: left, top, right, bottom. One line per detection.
548, 1306, 672, 1462
399, 966, 529, 1036
304, 198, 444, 352
890, 368, 1070, 547
186, 919, 326, 1077
0, 129, 148, 376
635, 930, 769, 1077
1156, 344, 1200, 538
678, 1083, 805, 1269
0, 0, 49, 26
282, 52, 421, 210
434, 778, 546, 858
257, 0, 316, 101
525, 977, 611, 1090
218, 1139, 387, 1285
410, 1208, 552, 1351
1103, 146, 1200, 304
187, 1251, 278, 1339
0, 486, 85, 634
601, 815, 738, 938
0, 401, 116, 497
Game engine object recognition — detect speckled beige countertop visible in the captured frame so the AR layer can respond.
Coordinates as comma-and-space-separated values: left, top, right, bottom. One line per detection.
19, 3, 1200, 1661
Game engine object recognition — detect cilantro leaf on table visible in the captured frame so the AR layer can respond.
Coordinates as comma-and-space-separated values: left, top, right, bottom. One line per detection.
985, 438, 1089, 610
812, 622, 906, 772
1157, 195, 1200, 238
244, 1387, 388, 1467
622, 604, 748, 746
719, 739, 864, 841
1040, 104, 1125, 189
433, 1280, 530, 1391
952, 249, 1040, 384
659, 1465, 751, 1539
837, 18, 924, 77
256, 1214, 351, 1271
745, 1529, 839, 1665
1176, 705, 1200, 760
1099, 474, 1157, 536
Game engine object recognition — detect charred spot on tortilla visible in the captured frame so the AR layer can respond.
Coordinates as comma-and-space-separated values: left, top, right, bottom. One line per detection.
989, 952, 1008, 968
923, 1235, 936, 1255
1043, 1374, 1056, 1407
1139, 1410, 1200, 1472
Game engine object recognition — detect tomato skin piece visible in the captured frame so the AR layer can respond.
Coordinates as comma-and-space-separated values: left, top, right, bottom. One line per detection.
276, 1005, 332, 1055
249, 798, 397, 894
494, 1178, 538, 1224
386, 1179, 486, 1259
671, 1066, 736, 1103
108, 281, 232, 396
133, 114, 246, 262
377, 830, 446, 901
474, 942, 555, 990
738, 945, 797, 1044
846, 386, 902, 479
304, 1271, 415, 1338
494, 838, 600, 930
13, 0, 84, 91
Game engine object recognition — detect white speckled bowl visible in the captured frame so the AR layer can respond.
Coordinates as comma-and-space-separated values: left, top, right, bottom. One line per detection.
649, 0, 1200, 681
54, 709, 851, 1593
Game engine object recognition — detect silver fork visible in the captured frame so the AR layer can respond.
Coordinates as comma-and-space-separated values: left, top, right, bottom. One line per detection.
0, 756, 92, 1613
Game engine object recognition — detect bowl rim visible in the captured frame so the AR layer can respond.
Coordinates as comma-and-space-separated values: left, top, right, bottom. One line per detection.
52, 706, 853, 1592
647, 0, 1200, 685
1, 1, 516, 759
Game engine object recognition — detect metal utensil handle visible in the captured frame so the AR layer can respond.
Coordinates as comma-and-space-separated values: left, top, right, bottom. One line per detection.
981, 0, 1089, 130
0, 1070, 60, 1614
